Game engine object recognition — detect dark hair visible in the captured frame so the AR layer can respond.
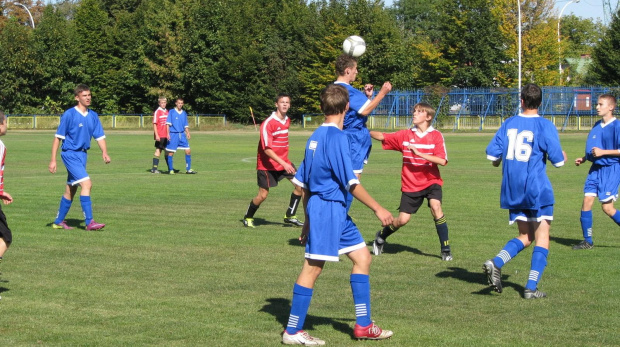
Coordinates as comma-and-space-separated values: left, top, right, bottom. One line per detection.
335, 54, 357, 76
320, 84, 349, 115
275, 93, 291, 103
176, 98, 184, 102
599, 94, 617, 108
74, 84, 90, 96
521, 83, 542, 110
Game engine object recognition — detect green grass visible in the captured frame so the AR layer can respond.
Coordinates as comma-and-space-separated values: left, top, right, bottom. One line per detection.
0, 129, 618, 346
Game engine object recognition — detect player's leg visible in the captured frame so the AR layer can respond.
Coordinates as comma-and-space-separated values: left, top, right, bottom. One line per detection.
183, 142, 196, 174
523, 220, 550, 299
151, 143, 162, 173
77, 178, 102, 230
373, 192, 420, 256
283, 178, 303, 226
428, 188, 451, 260
165, 135, 178, 174
574, 196, 596, 249
283, 258, 325, 345
53, 183, 78, 229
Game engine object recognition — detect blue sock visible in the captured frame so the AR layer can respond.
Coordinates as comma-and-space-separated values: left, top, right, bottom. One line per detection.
525, 246, 549, 291
80, 196, 93, 225
493, 238, 525, 269
350, 274, 372, 327
185, 154, 191, 171
54, 196, 73, 225
580, 210, 593, 244
285, 284, 313, 335
610, 210, 620, 226
166, 155, 173, 171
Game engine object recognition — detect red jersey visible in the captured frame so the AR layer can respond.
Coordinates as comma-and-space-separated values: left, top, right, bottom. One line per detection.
256, 112, 291, 171
153, 107, 168, 139
381, 126, 447, 192
0, 139, 6, 194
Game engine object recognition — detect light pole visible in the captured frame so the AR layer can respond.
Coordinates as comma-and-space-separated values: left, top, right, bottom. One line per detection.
558, 0, 580, 85
13, 2, 35, 29
517, 0, 522, 93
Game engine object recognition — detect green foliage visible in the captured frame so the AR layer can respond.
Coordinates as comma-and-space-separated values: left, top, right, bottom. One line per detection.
588, 9, 620, 85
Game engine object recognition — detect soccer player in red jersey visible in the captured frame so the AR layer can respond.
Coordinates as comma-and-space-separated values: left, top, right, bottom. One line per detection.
243, 94, 304, 228
369, 102, 452, 261
0, 111, 14, 284
150, 97, 169, 174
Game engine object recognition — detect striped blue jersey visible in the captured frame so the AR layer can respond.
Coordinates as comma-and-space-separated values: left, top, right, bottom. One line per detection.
55, 106, 105, 151
293, 123, 360, 205
334, 81, 371, 132
166, 108, 188, 133
584, 117, 620, 166
486, 114, 565, 210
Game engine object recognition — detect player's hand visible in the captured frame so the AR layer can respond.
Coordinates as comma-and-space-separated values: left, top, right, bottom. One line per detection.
102, 154, 111, 164
591, 147, 603, 158
380, 82, 393, 94
408, 144, 420, 156
374, 207, 393, 227
186, 133, 191, 140
492, 158, 502, 167
283, 163, 296, 175
155, 135, 160, 141
364, 84, 374, 97
49, 161, 57, 174
0, 192, 13, 205
299, 222, 309, 245
575, 157, 585, 166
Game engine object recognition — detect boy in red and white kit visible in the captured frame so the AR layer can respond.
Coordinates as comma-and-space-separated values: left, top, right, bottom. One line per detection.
150, 97, 169, 174
0, 111, 14, 284
370, 102, 452, 261
243, 94, 304, 228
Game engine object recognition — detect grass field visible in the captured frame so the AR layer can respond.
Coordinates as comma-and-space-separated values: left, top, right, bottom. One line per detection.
0, 129, 618, 346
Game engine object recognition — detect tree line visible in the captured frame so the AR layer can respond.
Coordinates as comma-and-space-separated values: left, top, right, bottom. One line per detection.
0, 0, 613, 122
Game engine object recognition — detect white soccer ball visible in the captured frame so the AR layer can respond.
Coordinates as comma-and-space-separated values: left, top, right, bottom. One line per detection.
342, 35, 366, 57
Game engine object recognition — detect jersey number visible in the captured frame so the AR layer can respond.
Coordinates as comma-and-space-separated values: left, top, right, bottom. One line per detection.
506, 128, 533, 162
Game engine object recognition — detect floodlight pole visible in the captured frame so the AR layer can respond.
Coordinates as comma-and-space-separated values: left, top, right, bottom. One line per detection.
517, 0, 522, 93
13, 2, 35, 29
558, 0, 580, 86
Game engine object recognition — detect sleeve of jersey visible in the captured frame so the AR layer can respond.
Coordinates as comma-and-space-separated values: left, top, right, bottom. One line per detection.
292, 161, 306, 189
434, 133, 448, 161
183, 111, 189, 128
55, 110, 69, 139
381, 132, 401, 151
542, 123, 565, 167
349, 88, 371, 115
166, 111, 172, 126
330, 135, 360, 190
92, 113, 106, 141
153, 110, 158, 124
486, 128, 504, 161
260, 120, 272, 149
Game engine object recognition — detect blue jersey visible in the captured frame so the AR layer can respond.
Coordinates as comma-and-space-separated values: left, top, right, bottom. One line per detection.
293, 124, 360, 205
334, 81, 371, 132
486, 114, 565, 210
584, 117, 620, 166
55, 106, 105, 151
166, 108, 188, 133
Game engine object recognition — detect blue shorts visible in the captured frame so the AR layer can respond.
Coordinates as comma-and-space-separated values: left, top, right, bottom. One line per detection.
345, 128, 372, 174
305, 195, 366, 262
584, 164, 620, 202
61, 150, 89, 186
166, 132, 190, 152
508, 205, 554, 225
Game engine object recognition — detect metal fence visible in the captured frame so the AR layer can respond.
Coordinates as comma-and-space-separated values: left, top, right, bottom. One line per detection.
5, 113, 227, 130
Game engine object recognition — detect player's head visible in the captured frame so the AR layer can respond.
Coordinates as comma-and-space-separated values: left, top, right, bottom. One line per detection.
597, 94, 617, 117
275, 93, 291, 115
413, 102, 436, 124
0, 110, 7, 136
74, 84, 90, 96
520, 83, 542, 110
320, 84, 349, 116
175, 98, 184, 109
335, 53, 358, 79
158, 97, 167, 108
74, 84, 92, 108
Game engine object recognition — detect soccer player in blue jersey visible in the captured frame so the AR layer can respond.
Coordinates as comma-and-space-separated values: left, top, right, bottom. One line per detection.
334, 54, 392, 210
49, 84, 110, 231
573, 94, 620, 250
165, 98, 196, 174
483, 83, 566, 299
282, 84, 394, 345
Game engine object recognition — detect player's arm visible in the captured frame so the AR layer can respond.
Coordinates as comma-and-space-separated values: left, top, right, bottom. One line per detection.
185, 126, 191, 140
49, 137, 61, 174
350, 183, 393, 227
153, 123, 160, 141
408, 145, 448, 166
264, 148, 295, 174
0, 191, 13, 205
575, 155, 587, 166
298, 187, 310, 245
358, 82, 392, 116
96, 138, 111, 164
369, 131, 385, 141
591, 147, 620, 158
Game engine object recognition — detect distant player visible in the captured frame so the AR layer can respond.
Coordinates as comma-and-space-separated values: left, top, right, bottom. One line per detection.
573, 94, 620, 250
150, 97, 169, 174
49, 84, 110, 231
0, 111, 14, 284
370, 102, 452, 261
243, 94, 304, 228
165, 98, 196, 174
282, 84, 393, 345
334, 54, 392, 210
483, 83, 566, 299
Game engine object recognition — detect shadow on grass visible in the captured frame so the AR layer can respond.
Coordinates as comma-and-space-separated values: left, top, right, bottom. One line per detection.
550, 235, 583, 248
260, 298, 354, 337
287, 238, 304, 247
46, 218, 84, 230
365, 241, 440, 259
238, 217, 287, 228
435, 266, 524, 295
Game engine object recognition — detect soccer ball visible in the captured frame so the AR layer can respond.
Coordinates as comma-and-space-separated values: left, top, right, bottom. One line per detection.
342, 35, 366, 57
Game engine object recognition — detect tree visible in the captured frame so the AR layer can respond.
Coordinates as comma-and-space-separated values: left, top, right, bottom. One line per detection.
588, 8, 620, 85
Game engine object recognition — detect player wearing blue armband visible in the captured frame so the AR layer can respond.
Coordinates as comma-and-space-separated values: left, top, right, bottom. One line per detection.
165, 98, 196, 175
334, 54, 391, 210
573, 94, 620, 250
49, 84, 110, 231
282, 85, 394, 345
483, 83, 566, 299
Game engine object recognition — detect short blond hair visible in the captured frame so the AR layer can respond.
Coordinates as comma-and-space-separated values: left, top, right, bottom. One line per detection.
158, 97, 167, 102
414, 102, 436, 120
